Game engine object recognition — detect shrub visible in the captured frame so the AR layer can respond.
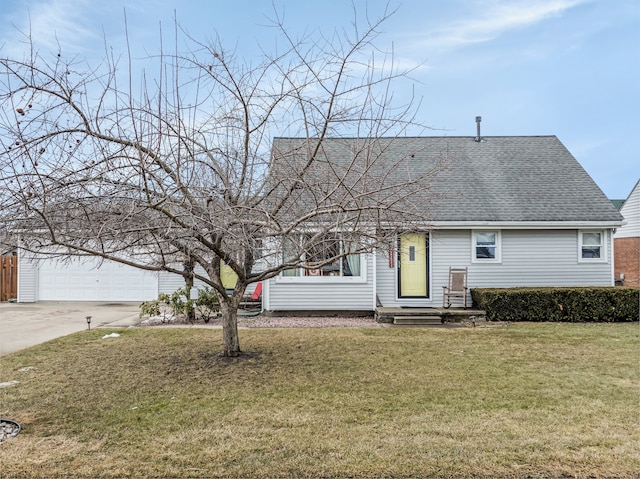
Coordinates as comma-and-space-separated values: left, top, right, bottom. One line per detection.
195, 287, 220, 323
139, 293, 172, 319
139, 300, 161, 318
139, 288, 220, 322
168, 288, 193, 319
471, 287, 639, 322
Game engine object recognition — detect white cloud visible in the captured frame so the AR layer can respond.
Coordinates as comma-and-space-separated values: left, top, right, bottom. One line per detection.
0, 0, 156, 58
1, 0, 119, 59
417, 0, 589, 52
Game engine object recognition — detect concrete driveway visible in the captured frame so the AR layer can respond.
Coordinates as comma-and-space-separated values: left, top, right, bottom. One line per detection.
0, 301, 141, 356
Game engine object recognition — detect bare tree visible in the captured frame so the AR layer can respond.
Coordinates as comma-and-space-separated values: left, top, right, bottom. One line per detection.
0, 8, 443, 356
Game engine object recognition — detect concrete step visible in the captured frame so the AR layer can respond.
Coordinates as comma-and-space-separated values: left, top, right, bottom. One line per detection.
393, 315, 443, 325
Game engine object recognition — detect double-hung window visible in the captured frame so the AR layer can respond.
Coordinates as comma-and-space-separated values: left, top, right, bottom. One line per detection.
579, 230, 606, 262
472, 230, 501, 263
281, 233, 362, 278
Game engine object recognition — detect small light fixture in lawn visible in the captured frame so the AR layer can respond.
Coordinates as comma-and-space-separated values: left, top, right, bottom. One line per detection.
86, 315, 92, 330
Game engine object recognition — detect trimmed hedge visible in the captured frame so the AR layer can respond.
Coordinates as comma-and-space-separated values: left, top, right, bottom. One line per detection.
471, 287, 639, 322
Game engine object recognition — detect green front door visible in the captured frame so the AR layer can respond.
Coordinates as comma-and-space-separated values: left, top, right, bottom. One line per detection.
398, 233, 428, 298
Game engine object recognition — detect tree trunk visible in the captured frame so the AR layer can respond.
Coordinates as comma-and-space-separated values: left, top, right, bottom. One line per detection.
183, 258, 196, 323
220, 301, 241, 357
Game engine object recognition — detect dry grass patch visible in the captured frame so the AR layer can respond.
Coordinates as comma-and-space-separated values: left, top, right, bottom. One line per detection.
0, 323, 638, 478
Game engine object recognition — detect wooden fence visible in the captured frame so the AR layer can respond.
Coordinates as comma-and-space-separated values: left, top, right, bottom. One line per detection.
1, 255, 18, 301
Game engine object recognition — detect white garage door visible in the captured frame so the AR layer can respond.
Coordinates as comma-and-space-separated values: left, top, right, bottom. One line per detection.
38, 258, 158, 301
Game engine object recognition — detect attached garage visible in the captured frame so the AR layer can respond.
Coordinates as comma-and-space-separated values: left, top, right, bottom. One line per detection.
35, 257, 158, 302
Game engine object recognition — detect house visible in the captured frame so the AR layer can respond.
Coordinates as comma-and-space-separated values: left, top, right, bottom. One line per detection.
261, 135, 624, 313
614, 179, 640, 287
14, 135, 624, 309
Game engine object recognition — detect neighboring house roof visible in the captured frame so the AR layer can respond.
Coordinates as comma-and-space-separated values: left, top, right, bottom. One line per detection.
272, 136, 624, 226
611, 199, 626, 211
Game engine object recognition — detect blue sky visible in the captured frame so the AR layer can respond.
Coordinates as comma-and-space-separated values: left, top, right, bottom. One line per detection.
1, 0, 638, 199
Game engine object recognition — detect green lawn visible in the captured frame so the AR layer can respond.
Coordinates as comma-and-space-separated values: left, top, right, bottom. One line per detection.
1, 322, 638, 478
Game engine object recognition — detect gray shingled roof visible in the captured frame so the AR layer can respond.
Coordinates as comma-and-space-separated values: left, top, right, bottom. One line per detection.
272, 136, 624, 224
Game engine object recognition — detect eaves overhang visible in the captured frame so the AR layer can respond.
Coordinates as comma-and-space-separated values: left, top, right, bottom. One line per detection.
429, 220, 625, 230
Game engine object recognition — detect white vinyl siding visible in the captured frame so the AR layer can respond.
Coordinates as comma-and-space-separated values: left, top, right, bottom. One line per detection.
158, 265, 214, 295
375, 229, 615, 308
17, 250, 37, 303
471, 229, 613, 287
158, 271, 190, 295
265, 254, 374, 311
614, 181, 640, 239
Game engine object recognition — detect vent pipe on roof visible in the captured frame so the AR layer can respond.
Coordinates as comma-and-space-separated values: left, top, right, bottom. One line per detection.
475, 116, 482, 142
